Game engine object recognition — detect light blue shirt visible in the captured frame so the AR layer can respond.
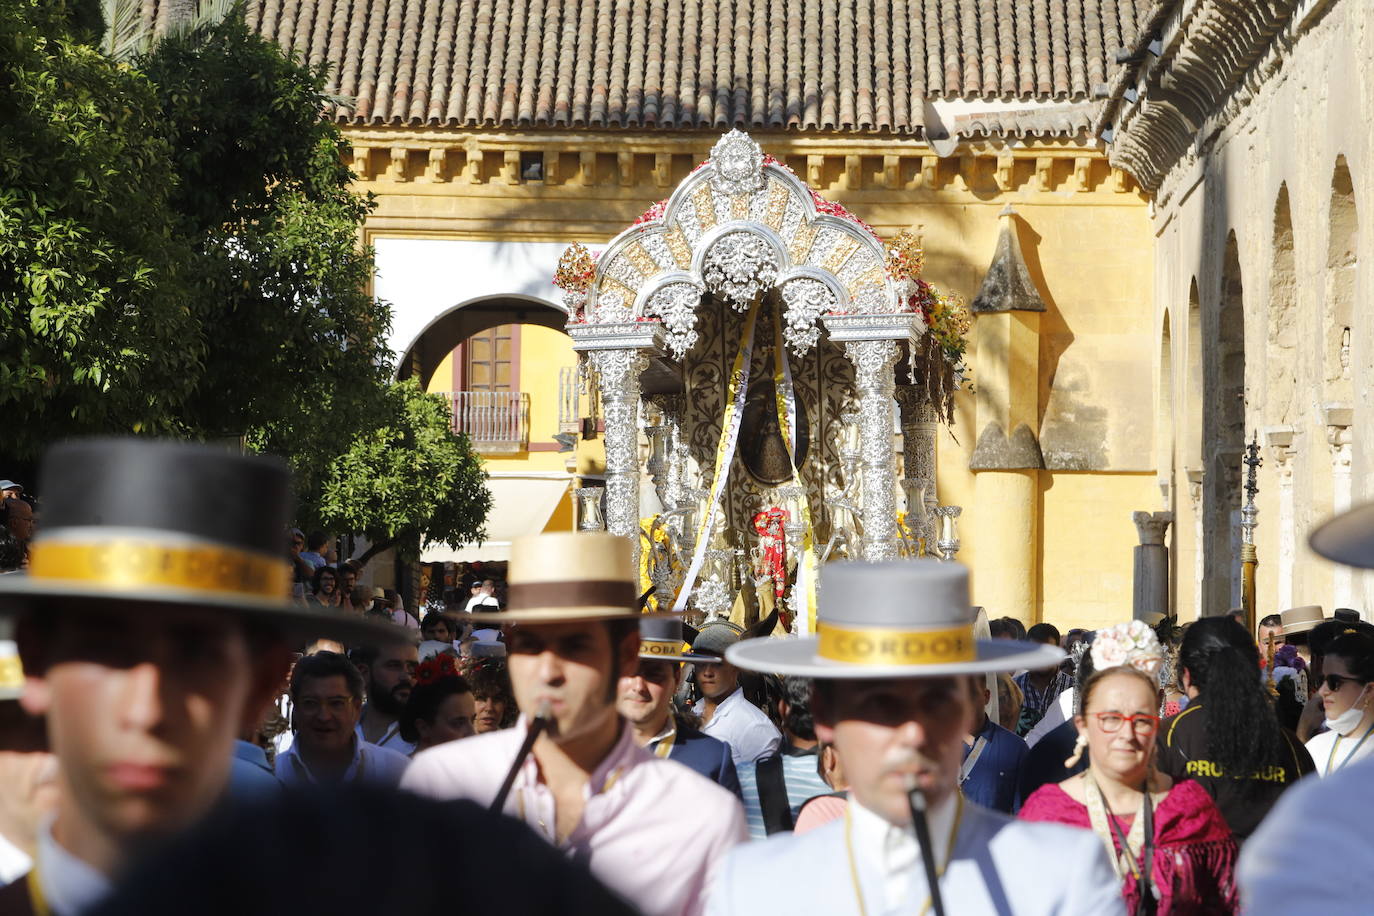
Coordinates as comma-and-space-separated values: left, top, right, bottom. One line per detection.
227, 739, 282, 801
737, 747, 831, 839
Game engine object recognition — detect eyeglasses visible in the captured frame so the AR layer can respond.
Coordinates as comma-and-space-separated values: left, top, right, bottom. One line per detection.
1092, 712, 1160, 736
1322, 673, 1369, 692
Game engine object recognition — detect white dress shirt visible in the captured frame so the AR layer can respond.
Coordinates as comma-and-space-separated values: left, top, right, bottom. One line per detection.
1304, 723, 1374, 776
0, 834, 30, 888
355, 709, 417, 757
693, 688, 782, 766
275, 735, 410, 787
1024, 688, 1074, 749
403, 717, 747, 916
708, 794, 1124, 915
35, 817, 112, 915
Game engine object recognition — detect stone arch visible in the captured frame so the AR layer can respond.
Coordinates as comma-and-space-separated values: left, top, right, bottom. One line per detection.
1202, 233, 1247, 615
1158, 309, 1175, 493
1326, 155, 1358, 404
1184, 278, 1204, 469
395, 294, 568, 388
1267, 185, 1297, 424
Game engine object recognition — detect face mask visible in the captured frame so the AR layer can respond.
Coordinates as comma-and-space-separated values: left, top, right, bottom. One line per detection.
1325, 687, 1370, 735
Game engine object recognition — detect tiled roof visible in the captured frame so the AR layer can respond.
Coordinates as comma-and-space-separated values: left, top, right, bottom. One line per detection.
233, 0, 1150, 135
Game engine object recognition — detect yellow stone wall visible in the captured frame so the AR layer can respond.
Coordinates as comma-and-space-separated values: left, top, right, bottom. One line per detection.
364, 128, 1156, 630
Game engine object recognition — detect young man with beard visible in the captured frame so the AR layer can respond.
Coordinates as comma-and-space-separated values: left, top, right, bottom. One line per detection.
351, 640, 419, 755
0, 439, 398, 915
403, 532, 746, 916
274, 652, 409, 787
618, 617, 740, 797
708, 560, 1122, 915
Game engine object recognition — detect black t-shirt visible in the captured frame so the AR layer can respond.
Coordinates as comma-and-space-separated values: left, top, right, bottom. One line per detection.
1156, 702, 1315, 842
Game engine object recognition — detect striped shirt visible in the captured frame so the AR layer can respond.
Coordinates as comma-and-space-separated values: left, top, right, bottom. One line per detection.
737, 746, 832, 840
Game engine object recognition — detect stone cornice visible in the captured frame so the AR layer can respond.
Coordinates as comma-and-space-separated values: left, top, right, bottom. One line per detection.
1098, 0, 1334, 199
340, 127, 1141, 197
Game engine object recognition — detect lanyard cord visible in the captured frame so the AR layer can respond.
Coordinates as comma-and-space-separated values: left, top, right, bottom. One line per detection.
844, 795, 965, 916
1326, 720, 1374, 775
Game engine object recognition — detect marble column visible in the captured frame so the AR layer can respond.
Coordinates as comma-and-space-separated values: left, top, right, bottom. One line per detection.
895, 386, 940, 546
844, 339, 901, 561
1132, 511, 1174, 621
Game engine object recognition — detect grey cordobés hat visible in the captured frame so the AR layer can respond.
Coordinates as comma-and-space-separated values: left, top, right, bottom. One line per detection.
726, 559, 1064, 679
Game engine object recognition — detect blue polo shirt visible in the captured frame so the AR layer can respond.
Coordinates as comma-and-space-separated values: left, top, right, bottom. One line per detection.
960, 717, 1028, 813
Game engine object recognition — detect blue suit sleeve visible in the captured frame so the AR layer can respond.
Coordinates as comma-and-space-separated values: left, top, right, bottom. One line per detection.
718, 745, 742, 799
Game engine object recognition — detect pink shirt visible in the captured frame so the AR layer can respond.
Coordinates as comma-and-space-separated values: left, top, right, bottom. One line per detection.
402, 717, 747, 916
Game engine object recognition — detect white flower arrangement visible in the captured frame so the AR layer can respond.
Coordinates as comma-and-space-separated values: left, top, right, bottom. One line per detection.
1090, 620, 1165, 680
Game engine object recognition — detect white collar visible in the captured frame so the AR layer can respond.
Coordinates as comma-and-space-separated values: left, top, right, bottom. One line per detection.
698, 686, 744, 719
645, 718, 677, 748
287, 734, 365, 784
38, 816, 112, 916
849, 790, 960, 877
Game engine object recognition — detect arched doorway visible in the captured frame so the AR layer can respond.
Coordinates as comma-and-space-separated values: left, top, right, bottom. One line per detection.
1202, 233, 1247, 616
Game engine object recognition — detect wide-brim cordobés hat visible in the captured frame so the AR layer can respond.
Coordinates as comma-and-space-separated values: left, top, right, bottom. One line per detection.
726, 559, 1063, 679
465, 531, 648, 624
0, 438, 404, 647
639, 615, 718, 663
1279, 605, 1325, 636
1311, 502, 1374, 570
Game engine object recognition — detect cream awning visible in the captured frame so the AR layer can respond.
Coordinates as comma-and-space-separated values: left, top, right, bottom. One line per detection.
420, 472, 572, 563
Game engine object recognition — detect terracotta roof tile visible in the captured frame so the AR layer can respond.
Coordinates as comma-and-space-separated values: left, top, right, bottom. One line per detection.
226, 0, 1135, 135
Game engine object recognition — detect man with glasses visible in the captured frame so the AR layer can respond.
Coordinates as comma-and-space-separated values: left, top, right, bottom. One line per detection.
275, 652, 409, 787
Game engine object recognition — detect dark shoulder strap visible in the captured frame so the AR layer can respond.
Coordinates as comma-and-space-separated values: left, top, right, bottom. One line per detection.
756, 754, 794, 835
0, 873, 37, 916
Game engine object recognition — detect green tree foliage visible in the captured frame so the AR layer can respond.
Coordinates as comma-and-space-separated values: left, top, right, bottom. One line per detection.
314, 381, 492, 564
138, 13, 395, 502
1, 3, 490, 558
0, 0, 200, 451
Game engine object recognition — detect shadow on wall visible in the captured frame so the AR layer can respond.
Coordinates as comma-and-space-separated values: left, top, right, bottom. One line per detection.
1011, 213, 1111, 470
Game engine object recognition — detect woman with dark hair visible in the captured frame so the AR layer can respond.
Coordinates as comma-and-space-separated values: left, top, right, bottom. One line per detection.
400, 656, 476, 754
309, 565, 341, 607
1304, 630, 1374, 776
1156, 616, 1314, 842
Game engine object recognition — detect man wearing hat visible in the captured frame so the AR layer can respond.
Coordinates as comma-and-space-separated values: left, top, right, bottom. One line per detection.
708, 559, 1122, 914
1241, 505, 1374, 915
402, 532, 746, 916
618, 617, 740, 796
0, 438, 400, 915
691, 622, 781, 767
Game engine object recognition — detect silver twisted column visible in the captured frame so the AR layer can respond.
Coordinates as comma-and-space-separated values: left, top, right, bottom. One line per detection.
844, 340, 901, 561
588, 349, 650, 569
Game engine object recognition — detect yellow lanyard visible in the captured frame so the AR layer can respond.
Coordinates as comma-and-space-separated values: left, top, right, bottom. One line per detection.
27, 864, 51, 916
844, 794, 965, 916
652, 728, 677, 759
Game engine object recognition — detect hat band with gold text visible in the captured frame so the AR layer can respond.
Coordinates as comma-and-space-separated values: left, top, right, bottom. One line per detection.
27, 540, 290, 600
641, 639, 687, 657
817, 622, 976, 666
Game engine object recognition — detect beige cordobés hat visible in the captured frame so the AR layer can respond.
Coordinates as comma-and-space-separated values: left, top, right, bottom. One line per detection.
727, 559, 1063, 679
1279, 605, 1325, 636
465, 531, 648, 624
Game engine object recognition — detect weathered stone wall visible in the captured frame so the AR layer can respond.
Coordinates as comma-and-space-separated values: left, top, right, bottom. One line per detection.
1148, 1, 1374, 619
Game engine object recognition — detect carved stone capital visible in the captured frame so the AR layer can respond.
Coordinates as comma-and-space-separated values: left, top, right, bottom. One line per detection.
1132, 511, 1174, 547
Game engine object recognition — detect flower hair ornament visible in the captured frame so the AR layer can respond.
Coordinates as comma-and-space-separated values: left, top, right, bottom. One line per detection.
1089, 620, 1165, 680
415, 653, 461, 687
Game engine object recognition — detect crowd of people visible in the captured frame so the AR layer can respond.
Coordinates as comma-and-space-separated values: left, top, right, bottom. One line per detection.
2, 437, 1374, 915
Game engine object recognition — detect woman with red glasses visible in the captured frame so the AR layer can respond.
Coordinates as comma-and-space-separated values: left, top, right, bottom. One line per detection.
1305, 630, 1374, 776
1021, 623, 1238, 914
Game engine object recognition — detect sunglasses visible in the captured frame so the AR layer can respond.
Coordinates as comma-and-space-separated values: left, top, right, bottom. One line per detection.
1092, 712, 1160, 736
1322, 673, 1369, 692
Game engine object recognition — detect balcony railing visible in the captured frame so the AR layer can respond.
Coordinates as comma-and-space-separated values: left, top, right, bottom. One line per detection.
441, 391, 530, 454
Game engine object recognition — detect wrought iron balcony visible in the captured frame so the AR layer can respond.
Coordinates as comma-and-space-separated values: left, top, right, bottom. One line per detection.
441, 390, 530, 454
